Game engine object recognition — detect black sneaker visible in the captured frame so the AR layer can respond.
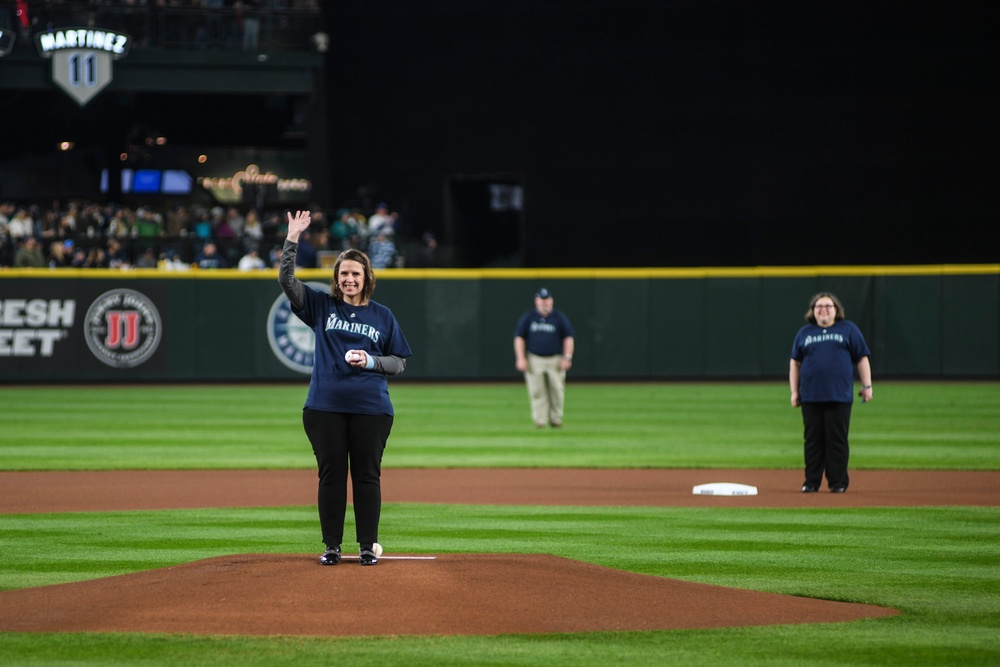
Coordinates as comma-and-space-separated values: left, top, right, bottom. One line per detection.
359, 548, 378, 566
319, 546, 342, 566
801, 484, 819, 493
830, 486, 848, 493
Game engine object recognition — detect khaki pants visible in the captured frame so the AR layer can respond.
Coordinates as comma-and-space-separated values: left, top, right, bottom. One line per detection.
524, 353, 566, 426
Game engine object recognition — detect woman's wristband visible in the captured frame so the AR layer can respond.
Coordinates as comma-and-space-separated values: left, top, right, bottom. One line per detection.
862, 384, 872, 389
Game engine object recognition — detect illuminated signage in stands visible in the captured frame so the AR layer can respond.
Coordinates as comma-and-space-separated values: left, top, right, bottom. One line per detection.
100, 169, 194, 196
198, 164, 311, 202
34, 27, 133, 106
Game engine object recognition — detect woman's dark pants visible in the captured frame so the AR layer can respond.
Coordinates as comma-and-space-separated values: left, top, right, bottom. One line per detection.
303, 409, 393, 547
801, 401, 852, 490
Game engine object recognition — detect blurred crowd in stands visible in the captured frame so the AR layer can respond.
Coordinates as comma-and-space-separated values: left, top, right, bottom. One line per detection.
3, 1, 324, 53
0, 4, 452, 272
0, 200, 442, 271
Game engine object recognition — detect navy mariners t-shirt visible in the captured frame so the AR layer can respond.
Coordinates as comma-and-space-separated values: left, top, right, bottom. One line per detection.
293, 286, 412, 415
514, 309, 574, 357
790, 320, 870, 404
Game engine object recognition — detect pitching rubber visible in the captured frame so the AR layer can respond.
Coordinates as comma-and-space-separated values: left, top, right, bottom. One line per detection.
339, 555, 437, 561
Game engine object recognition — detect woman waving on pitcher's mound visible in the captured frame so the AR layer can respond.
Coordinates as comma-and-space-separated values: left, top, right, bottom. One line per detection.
279, 209, 412, 566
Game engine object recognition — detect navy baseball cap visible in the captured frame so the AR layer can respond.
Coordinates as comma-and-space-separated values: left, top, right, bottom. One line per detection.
535, 288, 552, 298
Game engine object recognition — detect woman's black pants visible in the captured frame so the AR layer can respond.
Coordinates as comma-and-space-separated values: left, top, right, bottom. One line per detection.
302, 408, 393, 548
801, 401, 852, 490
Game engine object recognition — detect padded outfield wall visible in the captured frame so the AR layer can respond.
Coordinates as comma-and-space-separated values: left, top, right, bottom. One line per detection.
1, 265, 997, 383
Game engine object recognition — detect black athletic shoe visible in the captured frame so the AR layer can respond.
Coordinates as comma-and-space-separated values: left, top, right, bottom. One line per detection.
830, 486, 848, 493
801, 484, 819, 493
359, 548, 378, 566
319, 546, 342, 566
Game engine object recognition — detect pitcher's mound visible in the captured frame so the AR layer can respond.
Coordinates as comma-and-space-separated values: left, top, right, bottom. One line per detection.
0, 553, 896, 637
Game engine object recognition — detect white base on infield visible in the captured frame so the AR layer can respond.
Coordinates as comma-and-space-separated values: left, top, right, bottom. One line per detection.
692, 482, 758, 496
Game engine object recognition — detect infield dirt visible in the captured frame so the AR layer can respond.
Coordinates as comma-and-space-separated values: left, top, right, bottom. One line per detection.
2, 468, 996, 637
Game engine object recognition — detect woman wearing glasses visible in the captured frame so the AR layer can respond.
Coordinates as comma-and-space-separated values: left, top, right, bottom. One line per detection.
789, 292, 873, 493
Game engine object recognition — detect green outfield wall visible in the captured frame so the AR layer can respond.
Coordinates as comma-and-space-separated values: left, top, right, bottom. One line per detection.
1, 265, 997, 383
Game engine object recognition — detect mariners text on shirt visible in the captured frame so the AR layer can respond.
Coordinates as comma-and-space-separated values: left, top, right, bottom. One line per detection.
803, 332, 844, 346
325, 313, 381, 342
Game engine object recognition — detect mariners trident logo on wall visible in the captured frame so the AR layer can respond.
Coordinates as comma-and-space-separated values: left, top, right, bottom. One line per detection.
267, 283, 330, 374
35, 27, 132, 106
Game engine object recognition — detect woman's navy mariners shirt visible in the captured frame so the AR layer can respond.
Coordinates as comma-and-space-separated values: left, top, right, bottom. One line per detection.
790, 320, 870, 404
293, 286, 412, 415
514, 309, 575, 356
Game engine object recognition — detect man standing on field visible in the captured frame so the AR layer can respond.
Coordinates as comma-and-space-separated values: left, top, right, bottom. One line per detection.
514, 288, 575, 428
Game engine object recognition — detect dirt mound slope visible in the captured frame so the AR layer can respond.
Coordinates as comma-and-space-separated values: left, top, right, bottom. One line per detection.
0, 553, 898, 637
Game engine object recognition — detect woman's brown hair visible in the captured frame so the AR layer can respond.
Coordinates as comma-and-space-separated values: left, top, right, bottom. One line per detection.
330, 248, 376, 303
805, 292, 845, 324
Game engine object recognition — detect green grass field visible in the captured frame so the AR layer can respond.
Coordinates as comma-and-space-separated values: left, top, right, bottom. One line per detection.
1, 382, 999, 666
1, 382, 997, 470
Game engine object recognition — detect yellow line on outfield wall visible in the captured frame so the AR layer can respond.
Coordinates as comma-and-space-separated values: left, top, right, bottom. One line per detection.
373, 264, 1000, 279
2, 264, 998, 280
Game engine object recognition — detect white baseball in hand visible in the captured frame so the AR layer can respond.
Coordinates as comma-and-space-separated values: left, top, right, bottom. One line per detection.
344, 351, 362, 363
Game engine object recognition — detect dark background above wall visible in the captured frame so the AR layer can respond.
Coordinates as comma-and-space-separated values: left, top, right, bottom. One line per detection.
1, 2, 997, 268
323, 1, 1000, 267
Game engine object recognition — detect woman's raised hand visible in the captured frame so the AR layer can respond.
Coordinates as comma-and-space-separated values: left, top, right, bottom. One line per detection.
286, 210, 311, 242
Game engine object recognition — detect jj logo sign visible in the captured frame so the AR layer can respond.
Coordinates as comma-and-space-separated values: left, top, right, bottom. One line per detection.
84, 289, 162, 369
